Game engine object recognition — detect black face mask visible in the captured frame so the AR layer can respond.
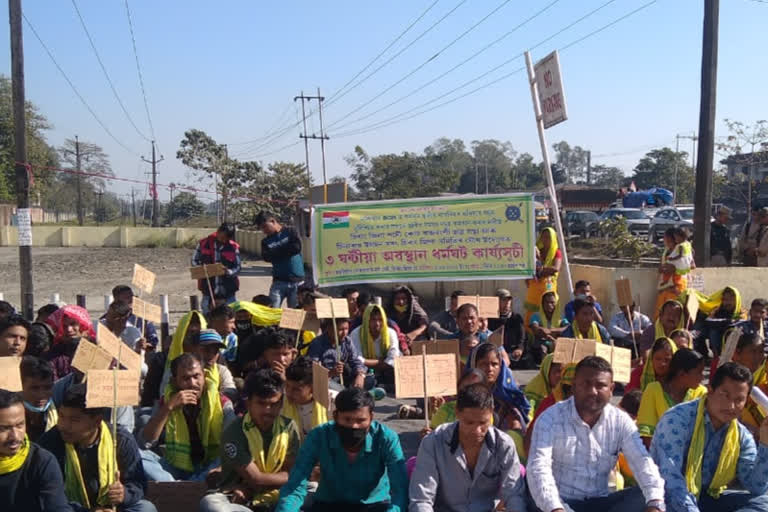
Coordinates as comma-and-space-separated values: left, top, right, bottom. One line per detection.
336, 423, 368, 449
235, 322, 251, 333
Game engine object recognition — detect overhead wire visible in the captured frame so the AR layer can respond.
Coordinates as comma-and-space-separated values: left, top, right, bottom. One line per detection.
22, 14, 141, 157
70, 0, 150, 142
232, 107, 314, 159
227, 102, 295, 147
124, 0, 157, 142
331, 0, 660, 139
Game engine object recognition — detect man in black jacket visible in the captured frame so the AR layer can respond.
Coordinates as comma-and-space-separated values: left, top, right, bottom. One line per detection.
192, 223, 242, 314
256, 212, 305, 308
0, 389, 71, 512
39, 385, 155, 512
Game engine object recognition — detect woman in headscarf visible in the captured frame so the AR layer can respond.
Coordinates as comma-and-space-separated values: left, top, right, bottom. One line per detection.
523, 354, 563, 421
387, 285, 428, 354
44, 305, 95, 379
528, 291, 568, 364
692, 286, 747, 356
655, 228, 688, 316
626, 337, 676, 393
524, 227, 562, 327
523, 363, 576, 454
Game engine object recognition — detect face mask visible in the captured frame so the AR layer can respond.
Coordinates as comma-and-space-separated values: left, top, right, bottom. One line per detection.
236, 322, 251, 332
336, 423, 368, 449
394, 304, 407, 314
23, 399, 52, 413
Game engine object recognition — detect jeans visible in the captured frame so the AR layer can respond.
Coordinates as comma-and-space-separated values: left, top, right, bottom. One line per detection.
531, 487, 647, 512
140, 449, 219, 482
199, 493, 253, 512
202, 294, 236, 315
269, 280, 299, 308
72, 499, 157, 512
698, 490, 768, 512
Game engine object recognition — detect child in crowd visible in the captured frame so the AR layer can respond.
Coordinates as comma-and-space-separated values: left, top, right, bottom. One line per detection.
257, 328, 297, 380
208, 305, 238, 367
282, 356, 330, 441
20, 356, 56, 442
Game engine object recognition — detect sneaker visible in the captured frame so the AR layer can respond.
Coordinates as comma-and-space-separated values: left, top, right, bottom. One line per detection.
369, 387, 386, 401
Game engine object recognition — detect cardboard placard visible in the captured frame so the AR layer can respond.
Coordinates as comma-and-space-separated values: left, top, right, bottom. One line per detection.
189, 263, 227, 280
302, 311, 321, 333
411, 339, 460, 358
132, 264, 156, 295
71, 339, 114, 373
615, 278, 633, 308
96, 324, 142, 375
0, 357, 22, 392
279, 308, 307, 330
719, 327, 742, 368
133, 297, 162, 325
488, 326, 504, 347
457, 296, 499, 319
85, 369, 140, 407
685, 292, 700, 325
552, 337, 632, 383
312, 362, 330, 409
147, 482, 208, 512
314, 298, 350, 319
394, 353, 458, 399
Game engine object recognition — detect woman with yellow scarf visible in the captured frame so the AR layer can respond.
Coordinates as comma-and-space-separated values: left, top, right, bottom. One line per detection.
627, 337, 676, 393
524, 227, 562, 326
730, 331, 768, 432
528, 291, 568, 365
691, 287, 747, 355
523, 354, 563, 421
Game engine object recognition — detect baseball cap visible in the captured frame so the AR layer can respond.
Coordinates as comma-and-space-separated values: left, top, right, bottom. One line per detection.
195, 329, 225, 348
495, 288, 512, 299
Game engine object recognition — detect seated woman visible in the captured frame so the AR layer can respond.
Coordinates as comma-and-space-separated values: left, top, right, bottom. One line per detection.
466, 343, 530, 432
523, 354, 562, 421
637, 348, 706, 448
523, 363, 575, 455
626, 337, 676, 393
559, 298, 611, 344
689, 286, 746, 356
528, 292, 568, 364
730, 331, 768, 438
670, 329, 693, 349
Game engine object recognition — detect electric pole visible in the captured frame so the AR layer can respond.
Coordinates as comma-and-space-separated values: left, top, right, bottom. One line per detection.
131, 188, 137, 227
168, 182, 176, 225
141, 141, 164, 227
675, 132, 697, 201
221, 144, 229, 223
9, 0, 34, 319
294, 90, 329, 202
75, 136, 83, 225
586, 150, 591, 185
693, 0, 719, 267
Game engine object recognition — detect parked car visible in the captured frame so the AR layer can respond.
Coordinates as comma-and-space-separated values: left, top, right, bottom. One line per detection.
648, 206, 695, 242
565, 210, 600, 238
599, 208, 651, 237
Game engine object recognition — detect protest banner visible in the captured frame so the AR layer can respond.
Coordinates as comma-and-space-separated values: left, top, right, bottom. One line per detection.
0, 357, 21, 391
615, 279, 633, 308
456, 296, 499, 318
132, 264, 156, 295
685, 292, 700, 327
394, 353, 458, 399
133, 297, 162, 325
85, 369, 140, 407
314, 298, 350, 319
279, 308, 307, 330
311, 194, 535, 287
71, 339, 114, 373
96, 324, 142, 375
718, 327, 742, 367
312, 363, 330, 409
553, 338, 632, 383
189, 263, 228, 280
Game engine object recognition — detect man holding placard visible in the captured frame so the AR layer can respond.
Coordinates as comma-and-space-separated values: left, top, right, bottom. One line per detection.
112, 286, 159, 349
307, 317, 366, 389
39, 384, 155, 512
98, 302, 148, 378
0, 389, 72, 512
193, 223, 242, 313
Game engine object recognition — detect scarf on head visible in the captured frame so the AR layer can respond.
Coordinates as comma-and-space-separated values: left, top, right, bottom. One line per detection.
64, 422, 115, 509
685, 397, 740, 500
744, 362, 768, 427
655, 300, 685, 339
23, 399, 58, 432
524, 354, 555, 417
467, 343, 531, 420
46, 305, 95, 344
360, 304, 390, 359
230, 301, 282, 327
695, 287, 744, 321
637, 381, 707, 437
163, 366, 223, 472
537, 292, 562, 329
0, 434, 30, 474
552, 364, 577, 402
575, 321, 603, 343
640, 338, 678, 392
167, 311, 207, 369
537, 227, 559, 268
281, 399, 327, 441
242, 413, 292, 506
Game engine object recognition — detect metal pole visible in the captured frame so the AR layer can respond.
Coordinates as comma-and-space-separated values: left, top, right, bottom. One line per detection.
484, 163, 488, 194
525, 51, 574, 295
75, 135, 83, 226
151, 142, 159, 227
317, 87, 328, 204
9, 0, 34, 319
674, 135, 680, 201
297, 91, 311, 191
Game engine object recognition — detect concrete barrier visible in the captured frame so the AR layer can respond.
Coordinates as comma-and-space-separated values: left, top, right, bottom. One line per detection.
0, 226, 212, 248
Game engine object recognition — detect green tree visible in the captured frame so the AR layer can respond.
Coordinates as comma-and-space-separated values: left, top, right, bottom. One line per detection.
631, 147, 694, 202
470, 139, 515, 193
590, 164, 625, 189
553, 141, 589, 183
345, 146, 425, 200
51, 139, 113, 223
168, 191, 205, 222
510, 153, 544, 190
93, 191, 121, 224
235, 161, 308, 224
177, 129, 236, 221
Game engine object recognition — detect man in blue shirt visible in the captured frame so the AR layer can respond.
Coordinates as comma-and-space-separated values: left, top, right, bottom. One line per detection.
732, 298, 768, 356
651, 362, 768, 512
256, 212, 305, 309
560, 299, 611, 344
307, 318, 367, 389
563, 280, 604, 324
275, 387, 408, 512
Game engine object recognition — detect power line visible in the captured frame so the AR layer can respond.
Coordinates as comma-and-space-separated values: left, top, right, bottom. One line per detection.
231, 109, 314, 159
124, 0, 156, 142
227, 102, 295, 147
70, 0, 151, 142
331, 0, 659, 139
328, 0, 562, 134
22, 14, 141, 157
326, 0, 442, 104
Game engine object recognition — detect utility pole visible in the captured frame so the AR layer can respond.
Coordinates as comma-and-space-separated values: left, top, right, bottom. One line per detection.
221, 144, 229, 223
141, 141, 164, 227
295, 90, 330, 201
295, 91, 311, 197
131, 188, 137, 227
693, 0, 719, 267
484, 162, 489, 194
9, 0, 34, 319
168, 182, 176, 225
75, 135, 83, 225
94, 189, 103, 226
586, 150, 591, 185
474, 162, 478, 194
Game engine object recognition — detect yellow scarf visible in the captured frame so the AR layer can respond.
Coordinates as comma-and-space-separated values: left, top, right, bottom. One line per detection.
654, 300, 684, 340
744, 362, 768, 427
360, 304, 390, 359
637, 382, 706, 437
0, 434, 30, 474
537, 227, 559, 268
641, 338, 677, 392
685, 397, 740, 499
524, 354, 554, 419
167, 311, 207, 367
242, 413, 292, 506
552, 364, 577, 402
281, 399, 327, 441
537, 292, 562, 329
691, 288, 744, 321
230, 301, 282, 327
575, 321, 602, 343
45, 405, 58, 432
164, 365, 223, 472
64, 422, 115, 509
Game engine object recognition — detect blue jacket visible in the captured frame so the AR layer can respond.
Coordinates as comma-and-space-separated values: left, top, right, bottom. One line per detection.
261, 228, 305, 281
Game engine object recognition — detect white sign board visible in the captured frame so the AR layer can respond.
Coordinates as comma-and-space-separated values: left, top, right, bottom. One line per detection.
16, 208, 32, 246
534, 50, 568, 129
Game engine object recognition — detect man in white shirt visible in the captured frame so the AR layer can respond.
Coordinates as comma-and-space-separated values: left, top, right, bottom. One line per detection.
527, 356, 665, 512
349, 304, 401, 391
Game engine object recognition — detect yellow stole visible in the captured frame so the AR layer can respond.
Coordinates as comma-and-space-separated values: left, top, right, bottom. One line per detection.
242, 413, 292, 506
281, 399, 327, 441
0, 434, 30, 474
64, 422, 116, 509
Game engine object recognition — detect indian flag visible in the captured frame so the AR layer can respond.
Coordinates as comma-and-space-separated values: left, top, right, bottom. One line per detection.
323, 211, 350, 229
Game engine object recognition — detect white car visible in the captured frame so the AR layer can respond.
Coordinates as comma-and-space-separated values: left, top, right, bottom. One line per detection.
599, 208, 651, 237
648, 206, 695, 242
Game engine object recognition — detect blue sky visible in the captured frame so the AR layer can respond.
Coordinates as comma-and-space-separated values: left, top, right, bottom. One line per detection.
0, 0, 765, 203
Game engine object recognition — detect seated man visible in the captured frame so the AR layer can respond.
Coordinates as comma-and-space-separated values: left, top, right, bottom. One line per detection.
349, 305, 401, 392
276, 387, 408, 512
343, 288, 361, 326
560, 299, 612, 344
192, 329, 238, 400
139, 353, 235, 481
651, 362, 768, 512
112, 285, 159, 348
732, 298, 768, 355
529, 291, 568, 364
201, 369, 300, 512
20, 356, 57, 442
409, 383, 526, 512
307, 318, 366, 389
563, 280, 603, 324
640, 300, 684, 356
98, 301, 148, 377
448, 304, 487, 342
608, 303, 652, 357
208, 305, 238, 367
528, 356, 665, 512
0, 389, 71, 512
427, 290, 463, 338
0, 314, 29, 357
39, 384, 155, 512
488, 289, 528, 368
256, 328, 297, 380
283, 357, 330, 440
694, 287, 744, 356
386, 285, 428, 351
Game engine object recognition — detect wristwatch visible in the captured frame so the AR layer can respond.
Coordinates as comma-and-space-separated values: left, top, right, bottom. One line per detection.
647, 499, 666, 511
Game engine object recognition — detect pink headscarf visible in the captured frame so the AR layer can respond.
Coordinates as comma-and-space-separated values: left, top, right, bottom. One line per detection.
45, 305, 95, 344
